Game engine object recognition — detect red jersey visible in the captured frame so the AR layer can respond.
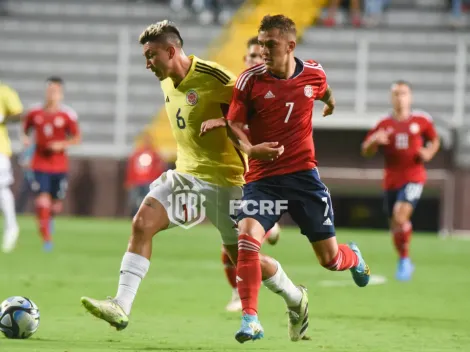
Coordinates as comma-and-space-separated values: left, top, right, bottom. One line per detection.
364, 111, 438, 190
227, 59, 327, 183
24, 104, 79, 173
125, 147, 166, 187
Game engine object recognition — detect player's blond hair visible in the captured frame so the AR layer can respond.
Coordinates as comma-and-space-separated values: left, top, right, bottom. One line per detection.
138, 20, 184, 47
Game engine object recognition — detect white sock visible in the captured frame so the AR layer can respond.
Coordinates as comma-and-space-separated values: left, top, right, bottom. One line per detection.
0, 187, 18, 242
263, 260, 302, 308
115, 252, 150, 315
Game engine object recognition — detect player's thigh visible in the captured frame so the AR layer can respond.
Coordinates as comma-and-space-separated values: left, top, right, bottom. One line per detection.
199, 182, 242, 245
32, 172, 52, 199
393, 183, 423, 224
50, 173, 68, 201
288, 187, 336, 244
237, 181, 283, 241
145, 170, 195, 231
0, 154, 13, 188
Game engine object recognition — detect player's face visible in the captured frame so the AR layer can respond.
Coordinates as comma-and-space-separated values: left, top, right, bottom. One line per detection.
391, 84, 412, 111
143, 41, 172, 81
244, 44, 263, 68
45, 82, 63, 105
258, 29, 295, 71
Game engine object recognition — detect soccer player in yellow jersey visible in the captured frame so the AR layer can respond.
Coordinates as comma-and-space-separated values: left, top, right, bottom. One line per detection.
81, 21, 309, 343
0, 82, 23, 253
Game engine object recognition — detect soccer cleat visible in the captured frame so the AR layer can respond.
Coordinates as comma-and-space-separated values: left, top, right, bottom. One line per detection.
348, 242, 370, 287
2, 228, 19, 253
235, 314, 264, 343
43, 241, 53, 252
396, 258, 414, 281
81, 297, 129, 331
226, 289, 242, 312
287, 285, 309, 342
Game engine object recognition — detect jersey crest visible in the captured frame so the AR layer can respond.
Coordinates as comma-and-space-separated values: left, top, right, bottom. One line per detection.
409, 122, 420, 134
186, 89, 199, 106
304, 85, 313, 98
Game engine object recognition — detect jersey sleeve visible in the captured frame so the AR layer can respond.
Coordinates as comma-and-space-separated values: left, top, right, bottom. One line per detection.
23, 111, 34, 133
210, 64, 237, 105
2, 86, 23, 121
305, 60, 328, 100
226, 78, 250, 125
65, 112, 80, 136
422, 118, 438, 140
364, 119, 385, 142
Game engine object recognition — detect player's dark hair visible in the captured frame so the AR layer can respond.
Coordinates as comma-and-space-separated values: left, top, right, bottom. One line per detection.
246, 36, 259, 48
393, 80, 412, 90
139, 20, 184, 48
46, 76, 64, 85
259, 14, 297, 37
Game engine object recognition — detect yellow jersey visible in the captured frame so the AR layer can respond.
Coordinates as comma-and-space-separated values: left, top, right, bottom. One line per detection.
161, 55, 245, 187
0, 83, 23, 157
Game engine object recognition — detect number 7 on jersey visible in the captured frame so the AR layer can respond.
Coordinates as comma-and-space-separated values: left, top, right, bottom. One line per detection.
284, 102, 294, 123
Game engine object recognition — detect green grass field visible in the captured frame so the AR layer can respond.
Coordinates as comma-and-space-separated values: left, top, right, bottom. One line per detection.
1, 216, 469, 352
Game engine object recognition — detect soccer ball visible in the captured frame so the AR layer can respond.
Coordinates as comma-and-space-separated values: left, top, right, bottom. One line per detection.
0, 296, 40, 339
266, 223, 281, 245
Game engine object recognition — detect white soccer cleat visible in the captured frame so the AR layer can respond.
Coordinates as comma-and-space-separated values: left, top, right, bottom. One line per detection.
287, 285, 309, 341
225, 289, 242, 312
81, 297, 129, 331
2, 228, 19, 253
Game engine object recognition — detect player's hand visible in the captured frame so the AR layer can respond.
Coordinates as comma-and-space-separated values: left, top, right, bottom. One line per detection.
199, 118, 226, 136
372, 129, 390, 145
47, 141, 66, 152
322, 104, 334, 117
417, 148, 433, 162
249, 142, 284, 161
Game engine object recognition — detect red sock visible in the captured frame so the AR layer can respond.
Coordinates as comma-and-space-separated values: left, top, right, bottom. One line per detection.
393, 222, 412, 258
324, 244, 359, 271
36, 205, 51, 242
221, 250, 237, 289
237, 234, 261, 316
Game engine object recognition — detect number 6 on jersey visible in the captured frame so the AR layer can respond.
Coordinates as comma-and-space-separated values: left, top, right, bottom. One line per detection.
284, 102, 294, 123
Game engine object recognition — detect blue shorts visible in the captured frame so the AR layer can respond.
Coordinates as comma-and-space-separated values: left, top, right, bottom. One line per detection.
238, 168, 335, 243
32, 171, 68, 200
384, 183, 423, 218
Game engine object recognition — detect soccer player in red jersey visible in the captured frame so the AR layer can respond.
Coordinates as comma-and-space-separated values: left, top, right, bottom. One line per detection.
125, 133, 166, 217
225, 15, 371, 342
361, 81, 440, 281
23, 77, 81, 251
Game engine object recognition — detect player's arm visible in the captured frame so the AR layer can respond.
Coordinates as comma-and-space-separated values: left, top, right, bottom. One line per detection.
361, 123, 390, 158
48, 113, 81, 152
319, 85, 336, 117
418, 120, 440, 162
2, 86, 24, 123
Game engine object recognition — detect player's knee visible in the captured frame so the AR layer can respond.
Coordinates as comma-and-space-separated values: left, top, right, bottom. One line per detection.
35, 194, 51, 208
131, 214, 159, 239
51, 201, 63, 215
392, 211, 409, 227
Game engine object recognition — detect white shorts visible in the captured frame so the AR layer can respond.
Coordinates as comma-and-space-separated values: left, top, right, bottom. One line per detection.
147, 170, 242, 245
0, 154, 13, 187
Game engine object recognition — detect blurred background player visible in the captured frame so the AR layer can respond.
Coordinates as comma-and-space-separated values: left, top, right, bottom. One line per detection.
16, 141, 36, 214
361, 81, 440, 281
125, 132, 166, 218
0, 82, 23, 253
23, 77, 81, 251
81, 22, 305, 341
223, 35, 281, 313
225, 15, 370, 342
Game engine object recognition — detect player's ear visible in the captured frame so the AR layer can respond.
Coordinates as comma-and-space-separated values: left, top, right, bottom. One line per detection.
167, 46, 176, 59
287, 40, 296, 53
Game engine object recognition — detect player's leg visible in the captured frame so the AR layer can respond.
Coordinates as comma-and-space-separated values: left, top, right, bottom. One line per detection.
31, 171, 54, 250
0, 154, 19, 253
265, 222, 281, 245
49, 173, 68, 238
390, 183, 422, 281
221, 246, 241, 312
81, 171, 179, 330
288, 169, 370, 287
210, 181, 305, 342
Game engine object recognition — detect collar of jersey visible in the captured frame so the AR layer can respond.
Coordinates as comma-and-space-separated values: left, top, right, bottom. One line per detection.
267, 57, 304, 80
172, 55, 198, 90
